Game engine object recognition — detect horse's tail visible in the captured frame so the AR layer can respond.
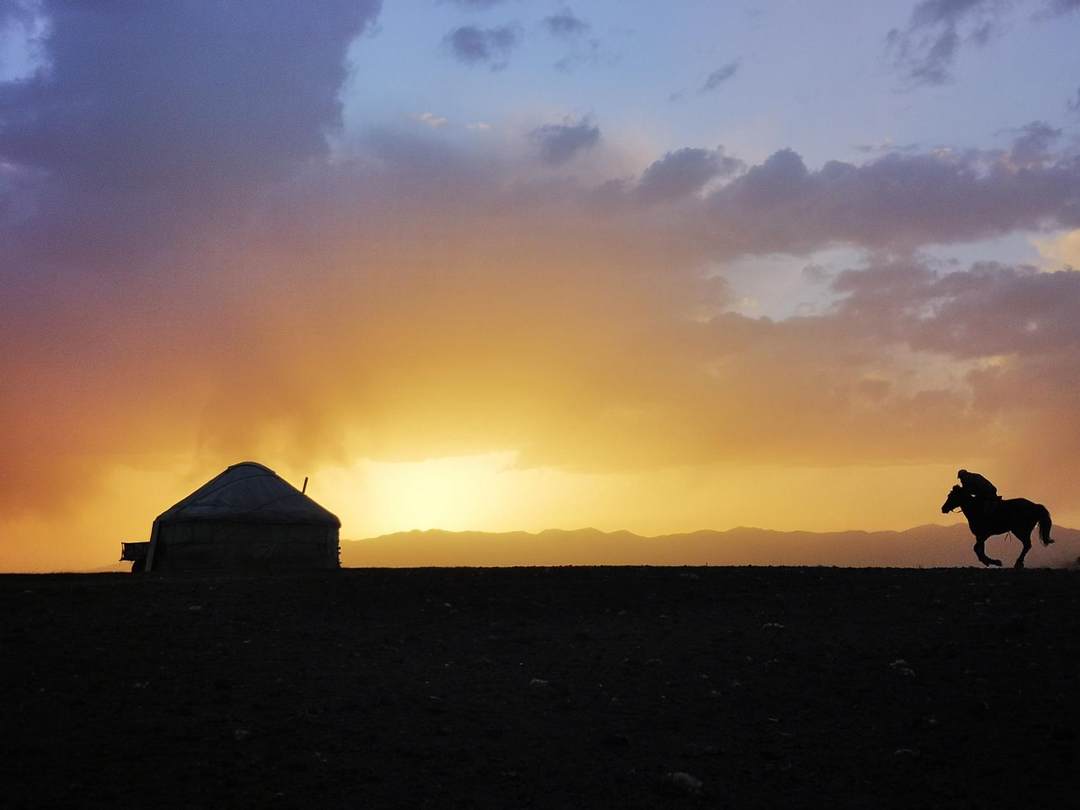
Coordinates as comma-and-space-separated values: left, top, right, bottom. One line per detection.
1036, 504, 1054, 546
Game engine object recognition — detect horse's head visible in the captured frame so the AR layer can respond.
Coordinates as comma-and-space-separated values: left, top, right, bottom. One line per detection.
941, 484, 966, 514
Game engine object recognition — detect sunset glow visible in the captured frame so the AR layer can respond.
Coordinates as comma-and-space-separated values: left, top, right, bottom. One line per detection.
2, 1, 1080, 570
318, 454, 520, 536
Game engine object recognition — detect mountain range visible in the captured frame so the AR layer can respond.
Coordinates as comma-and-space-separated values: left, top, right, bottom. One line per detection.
342, 524, 1080, 568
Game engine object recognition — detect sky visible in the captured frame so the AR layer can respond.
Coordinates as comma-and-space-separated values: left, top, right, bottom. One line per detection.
2, 0, 1080, 571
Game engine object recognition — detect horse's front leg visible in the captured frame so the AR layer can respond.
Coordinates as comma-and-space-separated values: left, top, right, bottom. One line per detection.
973, 536, 1002, 567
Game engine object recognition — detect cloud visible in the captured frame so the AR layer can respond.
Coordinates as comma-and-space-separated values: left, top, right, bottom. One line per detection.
820, 260, 1080, 508
1069, 86, 1080, 114
0, 0, 379, 192
1006, 121, 1061, 168
543, 8, 607, 72
886, 0, 989, 87
444, 23, 521, 70
8, 120, 1080, 516
529, 116, 601, 165
698, 140, 1080, 257
887, 0, 1080, 87
700, 61, 739, 93
0, 0, 379, 531
412, 111, 449, 128
635, 147, 743, 204
544, 7, 589, 37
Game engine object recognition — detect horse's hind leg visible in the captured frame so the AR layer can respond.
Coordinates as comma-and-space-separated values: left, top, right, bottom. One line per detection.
973, 536, 1001, 567
1013, 528, 1032, 569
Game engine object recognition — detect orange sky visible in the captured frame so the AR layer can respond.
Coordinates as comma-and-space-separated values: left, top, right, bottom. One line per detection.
3, 3, 1080, 571
3, 154, 1078, 570
4, 187, 1065, 571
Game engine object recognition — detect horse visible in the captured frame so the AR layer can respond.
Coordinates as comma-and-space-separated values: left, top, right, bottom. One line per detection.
941, 485, 1054, 568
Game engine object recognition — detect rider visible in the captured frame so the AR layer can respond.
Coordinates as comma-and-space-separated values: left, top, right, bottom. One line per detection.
957, 469, 1001, 518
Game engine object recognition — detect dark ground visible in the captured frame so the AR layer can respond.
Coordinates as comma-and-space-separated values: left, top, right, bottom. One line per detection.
1, 568, 1078, 809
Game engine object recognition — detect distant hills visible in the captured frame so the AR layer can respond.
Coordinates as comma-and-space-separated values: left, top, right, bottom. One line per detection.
343, 524, 1080, 568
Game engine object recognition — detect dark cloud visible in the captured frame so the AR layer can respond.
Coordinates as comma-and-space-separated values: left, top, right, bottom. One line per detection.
701, 141, 1080, 257
1007, 121, 1061, 168
586, 131, 1080, 259
544, 8, 590, 37
545, 8, 607, 73
0, 1, 379, 192
636, 147, 743, 204
444, 24, 521, 70
886, 0, 982, 87
0, 0, 381, 507
887, 0, 1079, 87
529, 116, 600, 165
700, 61, 739, 93
0, 0, 383, 302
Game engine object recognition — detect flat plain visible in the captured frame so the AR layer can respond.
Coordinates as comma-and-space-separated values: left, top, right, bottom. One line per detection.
2, 567, 1078, 808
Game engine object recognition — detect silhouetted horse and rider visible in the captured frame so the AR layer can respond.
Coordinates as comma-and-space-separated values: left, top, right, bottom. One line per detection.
941, 469, 1053, 568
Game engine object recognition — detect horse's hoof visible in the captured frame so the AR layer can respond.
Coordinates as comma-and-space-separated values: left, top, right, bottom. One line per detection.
989, 559, 1002, 567
1013, 561, 1025, 570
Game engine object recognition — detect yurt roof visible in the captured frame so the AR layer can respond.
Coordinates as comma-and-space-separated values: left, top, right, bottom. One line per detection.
155, 462, 341, 527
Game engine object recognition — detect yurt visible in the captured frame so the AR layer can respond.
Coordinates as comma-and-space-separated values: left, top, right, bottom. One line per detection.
142, 462, 340, 572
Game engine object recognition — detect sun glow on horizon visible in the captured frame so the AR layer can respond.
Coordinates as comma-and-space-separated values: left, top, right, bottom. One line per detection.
308, 454, 973, 544
315, 452, 520, 537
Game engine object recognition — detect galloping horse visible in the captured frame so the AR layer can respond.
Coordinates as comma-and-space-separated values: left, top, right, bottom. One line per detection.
941, 485, 1053, 568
